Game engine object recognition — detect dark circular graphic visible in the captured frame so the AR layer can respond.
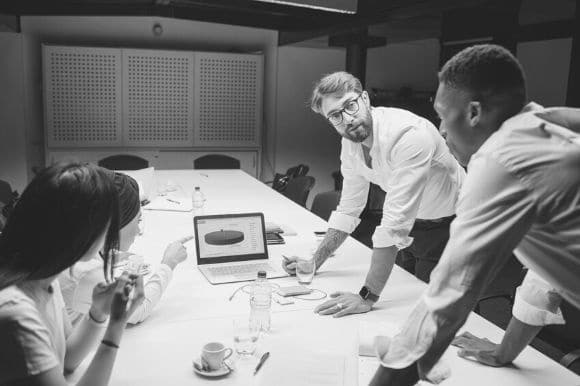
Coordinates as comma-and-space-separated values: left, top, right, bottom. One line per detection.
204, 229, 245, 245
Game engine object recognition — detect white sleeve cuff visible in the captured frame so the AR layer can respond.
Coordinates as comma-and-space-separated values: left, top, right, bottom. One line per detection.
157, 263, 174, 281
372, 225, 414, 249
327, 211, 361, 234
512, 287, 565, 326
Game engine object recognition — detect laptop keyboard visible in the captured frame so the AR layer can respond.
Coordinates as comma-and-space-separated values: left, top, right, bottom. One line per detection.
207, 263, 275, 277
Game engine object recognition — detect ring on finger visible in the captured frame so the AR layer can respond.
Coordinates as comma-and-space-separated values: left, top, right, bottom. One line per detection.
336, 302, 344, 310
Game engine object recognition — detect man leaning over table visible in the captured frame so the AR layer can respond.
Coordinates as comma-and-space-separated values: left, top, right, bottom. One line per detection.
282, 71, 465, 317
369, 44, 580, 385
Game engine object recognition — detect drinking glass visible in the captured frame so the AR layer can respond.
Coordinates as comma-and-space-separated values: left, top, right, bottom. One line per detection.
233, 318, 259, 356
296, 257, 315, 284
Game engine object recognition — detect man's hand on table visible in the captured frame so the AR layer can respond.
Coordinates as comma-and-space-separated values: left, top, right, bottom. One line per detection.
314, 291, 373, 318
452, 331, 508, 367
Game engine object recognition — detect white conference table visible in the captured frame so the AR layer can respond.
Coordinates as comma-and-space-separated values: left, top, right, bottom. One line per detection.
76, 170, 580, 386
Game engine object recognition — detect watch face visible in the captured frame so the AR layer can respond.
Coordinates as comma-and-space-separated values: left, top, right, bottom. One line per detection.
360, 286, 370, 298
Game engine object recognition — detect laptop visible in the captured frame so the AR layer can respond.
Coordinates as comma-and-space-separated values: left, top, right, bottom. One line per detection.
194, 212, 288, 284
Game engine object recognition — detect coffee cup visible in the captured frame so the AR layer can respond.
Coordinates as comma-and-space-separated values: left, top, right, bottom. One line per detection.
201, 342, 233, 371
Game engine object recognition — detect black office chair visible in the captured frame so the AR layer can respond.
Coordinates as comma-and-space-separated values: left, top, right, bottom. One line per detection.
311, 190, 341, 221
539, 301, 580, 374
0, 179, 17, 232
193, 154, 240, 169
98, 154, 149, 171
331, 170, 344, 191
0, 180, 12, 206
282, 176, 315, 207
351, 183, 386, 248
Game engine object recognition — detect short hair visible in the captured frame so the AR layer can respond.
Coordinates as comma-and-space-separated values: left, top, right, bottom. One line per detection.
0, 163, 120, 289
310, 71, 363, 114
438, 44, 527, 118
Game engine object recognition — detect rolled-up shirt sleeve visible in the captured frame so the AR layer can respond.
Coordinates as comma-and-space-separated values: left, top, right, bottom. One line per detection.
375, 154, 537, 380
328, 145, 369, 234
127, 263, 173, 325
373, 127, 434, 249
512, 270, 565, 326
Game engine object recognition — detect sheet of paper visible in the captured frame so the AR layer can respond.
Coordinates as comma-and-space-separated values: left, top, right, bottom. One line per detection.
142, 195, 192, 212
358, 320, 401, 357
257, 349, 345, 386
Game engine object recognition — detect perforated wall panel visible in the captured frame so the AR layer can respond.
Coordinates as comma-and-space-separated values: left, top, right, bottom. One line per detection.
43, 46, 122, 147
194, 53, 263, 147
123, 50, 194, 147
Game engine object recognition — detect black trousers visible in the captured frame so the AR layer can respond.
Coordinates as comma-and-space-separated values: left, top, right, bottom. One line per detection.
395, 216, 454, 283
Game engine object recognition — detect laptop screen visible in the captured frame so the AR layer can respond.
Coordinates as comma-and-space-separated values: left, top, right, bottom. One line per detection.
194, 213, 269, 265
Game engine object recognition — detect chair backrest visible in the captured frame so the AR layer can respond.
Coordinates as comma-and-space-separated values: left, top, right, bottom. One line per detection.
193, 154, 241, 170
311, 190, 341, 221
282, 176, 315, 207
98, 154, 149, 171
0, 180, 13, 206
331, 170, 343, 191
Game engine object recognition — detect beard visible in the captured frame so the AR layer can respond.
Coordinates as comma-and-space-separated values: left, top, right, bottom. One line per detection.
343, 123, 370, 143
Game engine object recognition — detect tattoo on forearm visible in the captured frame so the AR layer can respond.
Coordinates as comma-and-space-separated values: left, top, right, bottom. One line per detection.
314, 228, 348, 269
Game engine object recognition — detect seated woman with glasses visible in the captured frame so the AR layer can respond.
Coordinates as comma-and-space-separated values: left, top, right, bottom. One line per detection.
59, 172, 192, 326
0, 163, 145, 386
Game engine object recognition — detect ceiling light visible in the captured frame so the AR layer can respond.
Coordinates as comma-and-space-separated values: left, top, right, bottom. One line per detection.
253, 0, 357, 14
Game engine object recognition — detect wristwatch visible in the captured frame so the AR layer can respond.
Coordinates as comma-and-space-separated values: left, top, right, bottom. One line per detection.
359, 286, 380, 302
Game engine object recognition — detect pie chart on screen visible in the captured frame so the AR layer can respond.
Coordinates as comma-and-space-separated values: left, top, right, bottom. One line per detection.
204, 230, 245, 245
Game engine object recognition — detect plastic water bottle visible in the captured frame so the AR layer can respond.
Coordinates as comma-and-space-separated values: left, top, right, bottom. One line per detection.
192, 186, 205, 216
249, 270, 271, 332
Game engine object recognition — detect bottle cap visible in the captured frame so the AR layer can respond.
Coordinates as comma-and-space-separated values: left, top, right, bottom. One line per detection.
194, 186, 200, 191
257, 271, 267, 278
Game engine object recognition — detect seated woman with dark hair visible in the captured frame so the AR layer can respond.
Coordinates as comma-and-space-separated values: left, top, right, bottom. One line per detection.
59, 172, 191, 326
0, 163, 145, 386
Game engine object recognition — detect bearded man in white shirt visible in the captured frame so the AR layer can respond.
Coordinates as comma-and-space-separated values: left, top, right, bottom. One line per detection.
370, 44, 580, 385
282, 71, 465, 317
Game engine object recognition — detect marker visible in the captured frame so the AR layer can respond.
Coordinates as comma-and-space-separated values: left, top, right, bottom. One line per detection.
254, 352, 270, 375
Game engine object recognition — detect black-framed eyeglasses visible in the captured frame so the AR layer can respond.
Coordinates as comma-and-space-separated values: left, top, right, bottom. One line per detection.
326, 94, 363, 126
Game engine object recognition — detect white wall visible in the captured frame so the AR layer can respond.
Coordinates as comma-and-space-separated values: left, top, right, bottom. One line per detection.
366, 38, 440, 92
275, 46, 345, 208
517, 38, 572, 106
0, 33, 28, 192
16, 16, 278, 182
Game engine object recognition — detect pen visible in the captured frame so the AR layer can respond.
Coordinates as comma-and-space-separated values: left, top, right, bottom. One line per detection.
166, 198, 180, 204
254, 351, 270, 375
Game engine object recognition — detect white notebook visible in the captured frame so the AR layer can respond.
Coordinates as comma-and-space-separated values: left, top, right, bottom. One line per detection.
257, 349, 345, 386
142, 196, 192, 212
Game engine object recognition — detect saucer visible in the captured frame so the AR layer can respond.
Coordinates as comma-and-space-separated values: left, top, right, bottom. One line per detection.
192, 358, 231, 377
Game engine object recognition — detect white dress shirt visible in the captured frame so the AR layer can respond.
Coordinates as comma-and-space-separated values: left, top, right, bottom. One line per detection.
328, 107, 465, 249
59, 257, 173, 325
375, 104, 580, 380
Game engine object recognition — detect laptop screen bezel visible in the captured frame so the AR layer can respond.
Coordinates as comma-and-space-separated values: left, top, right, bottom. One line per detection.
194, 212, 269, 265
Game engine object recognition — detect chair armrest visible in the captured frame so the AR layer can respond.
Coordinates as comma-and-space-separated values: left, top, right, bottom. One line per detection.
560, 349, 580, 369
